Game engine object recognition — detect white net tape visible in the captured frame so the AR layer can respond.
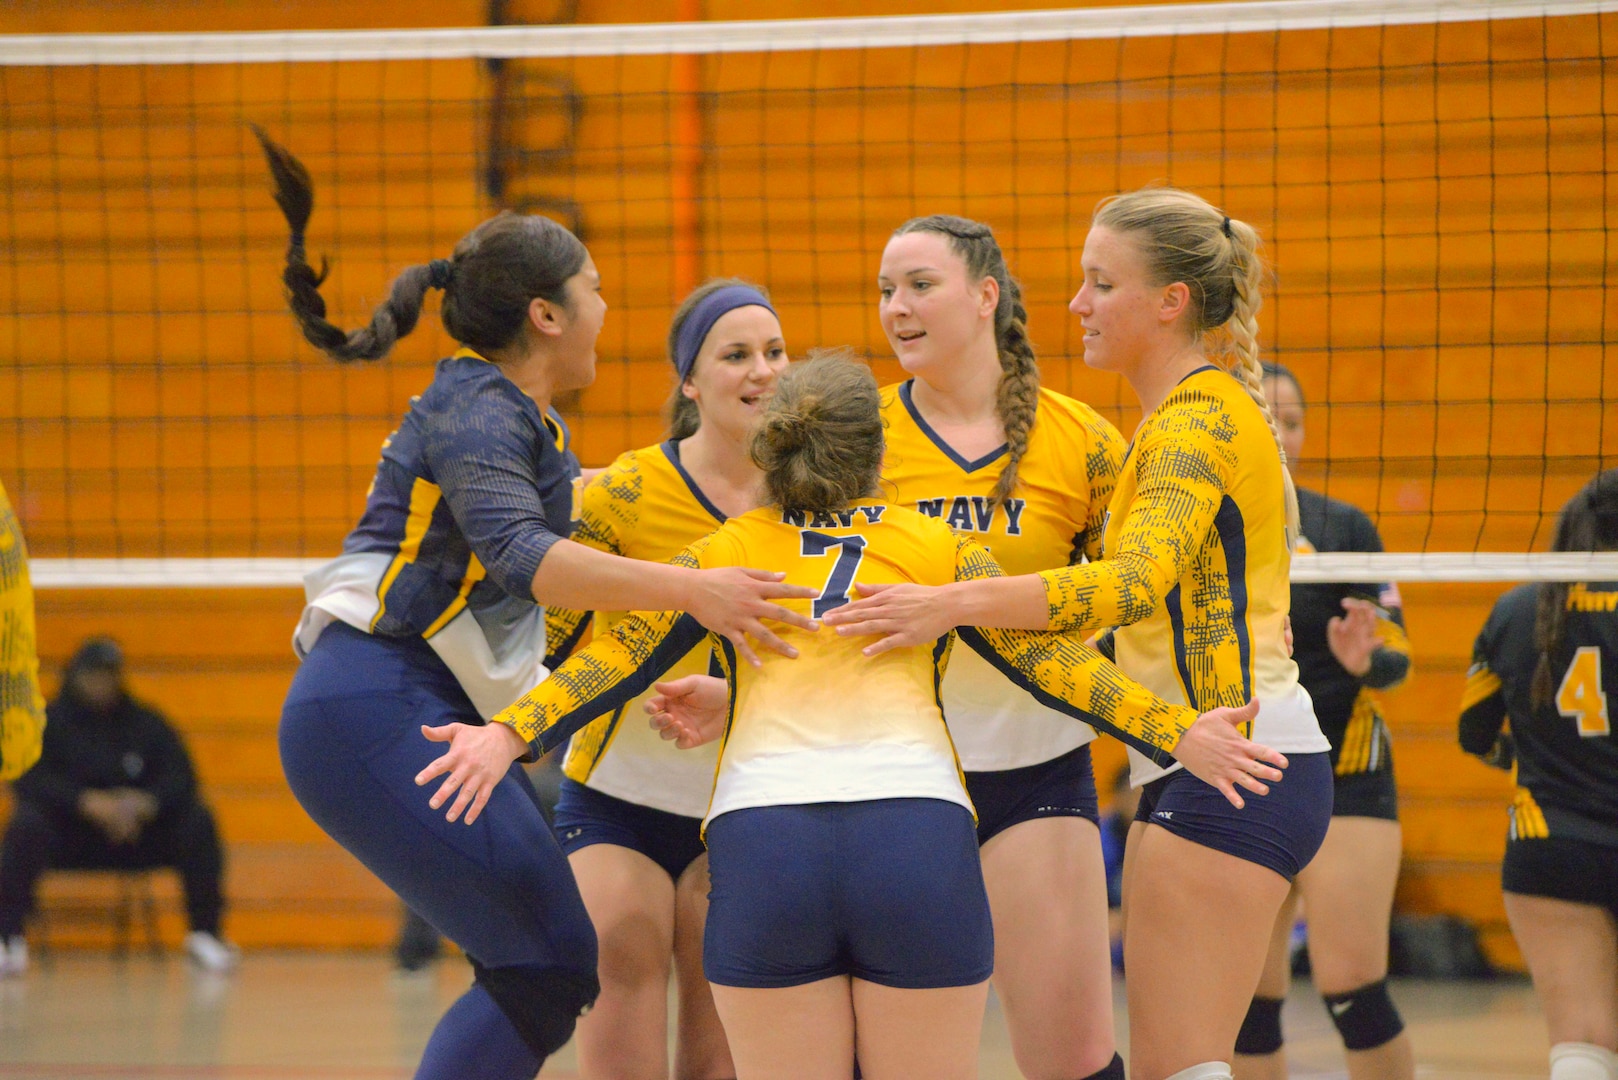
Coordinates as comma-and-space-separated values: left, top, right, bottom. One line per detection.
29, 553, 1618, 589
0, 0, 1612, 65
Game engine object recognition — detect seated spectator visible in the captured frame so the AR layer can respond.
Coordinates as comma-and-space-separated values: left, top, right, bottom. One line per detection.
0, 637, 237, 974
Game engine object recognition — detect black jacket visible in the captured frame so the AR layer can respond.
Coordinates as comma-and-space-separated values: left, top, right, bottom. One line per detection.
13, 690, 199, 819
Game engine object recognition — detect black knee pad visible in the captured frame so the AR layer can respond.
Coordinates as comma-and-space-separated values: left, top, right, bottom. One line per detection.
1322, 978, 1405, 1051
473, 960, 600, 1060
1079, 1051, 1126, 1080
1235, 995, 1285, 1055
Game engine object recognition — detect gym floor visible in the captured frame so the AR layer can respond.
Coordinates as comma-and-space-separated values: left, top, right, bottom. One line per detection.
0, 953, 1547, 1078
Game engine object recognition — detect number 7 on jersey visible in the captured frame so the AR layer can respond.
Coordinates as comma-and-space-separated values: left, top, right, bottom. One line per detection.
801, 531, 868, 618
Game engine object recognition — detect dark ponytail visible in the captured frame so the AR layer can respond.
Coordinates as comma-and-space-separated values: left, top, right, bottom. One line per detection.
253, 125, 586, 364
1531, 468, 1618, 708
892, 215, 1038, 509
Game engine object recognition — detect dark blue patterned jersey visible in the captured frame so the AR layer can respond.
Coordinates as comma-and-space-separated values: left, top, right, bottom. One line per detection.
292, 348, 580, 718
1460, 581, 1618, 847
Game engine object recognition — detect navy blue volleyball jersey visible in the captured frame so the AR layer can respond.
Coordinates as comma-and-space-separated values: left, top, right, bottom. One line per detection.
1291, 486, 1411, 773
1461, 581, 1618, 847
343, 348, 579, 637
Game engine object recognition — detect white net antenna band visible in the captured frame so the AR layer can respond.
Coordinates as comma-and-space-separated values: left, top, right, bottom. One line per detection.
30, 554, 1618, 589
0, 0, 1612, 64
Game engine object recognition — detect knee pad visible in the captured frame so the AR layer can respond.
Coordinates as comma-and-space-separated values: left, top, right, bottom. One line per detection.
1322, 978, 1405, 1051
472, 960, 600, 1060
1078, 1051, 1126, 1080
1235, 995, 1285, 1055
1551, 1042, 1618, 1080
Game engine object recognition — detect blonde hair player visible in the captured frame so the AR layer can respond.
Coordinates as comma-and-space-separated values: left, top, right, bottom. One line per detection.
542, 279, 787, 1080
415, 354, 1287, 1080
823, 187, 1334, 1080
874, 214, 1126, 1079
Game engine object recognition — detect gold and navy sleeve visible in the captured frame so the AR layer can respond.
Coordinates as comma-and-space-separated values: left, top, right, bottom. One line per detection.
420, 373, 569, 599
1459, 598, 1511, 765
1040, 390, 1230, 632
951, 536, 1194, 766
543, 455, 643, 668
1366, 608, 1412, 691
497, 536, 714, 758
0, 481, 45, 781
1076, 412, 1127, 564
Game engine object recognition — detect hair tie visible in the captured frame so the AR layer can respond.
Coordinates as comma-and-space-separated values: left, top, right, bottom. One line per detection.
1221, 216, 1233, 238
673, 284, 777, 382
427, 258, 455, 290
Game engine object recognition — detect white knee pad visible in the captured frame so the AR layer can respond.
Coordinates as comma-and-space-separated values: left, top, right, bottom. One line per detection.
1551, 1042, 1618, 1080
1163, 1064, 1234, 1080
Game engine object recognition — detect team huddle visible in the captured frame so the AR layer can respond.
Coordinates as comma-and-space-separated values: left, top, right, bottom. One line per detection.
256, 125, 1618, 1080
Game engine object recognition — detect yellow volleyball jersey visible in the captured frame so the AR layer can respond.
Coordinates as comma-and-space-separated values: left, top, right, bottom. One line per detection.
1038, 365, 1329, 784
497, 502, 1200, 827
0, 480, 45, 782
878, 381, 1127, 770
546, 441, 724, 818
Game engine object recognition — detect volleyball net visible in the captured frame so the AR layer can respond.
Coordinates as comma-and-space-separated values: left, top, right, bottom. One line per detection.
4, 0, 1615, 587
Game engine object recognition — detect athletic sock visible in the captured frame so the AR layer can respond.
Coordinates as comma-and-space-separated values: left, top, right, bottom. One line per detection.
414, 984, 544, 1080
1162, 1063, 1234, 1080
1551, 1042, 1618, 1080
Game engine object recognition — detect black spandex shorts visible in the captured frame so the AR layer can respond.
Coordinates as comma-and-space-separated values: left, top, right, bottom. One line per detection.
1503, 834, 1618, 919
964, 743, 1099, 846
1331, 764, 1399, 821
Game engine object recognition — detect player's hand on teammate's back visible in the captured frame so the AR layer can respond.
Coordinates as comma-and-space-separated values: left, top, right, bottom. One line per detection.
686, 567, 819, 668
1168, 700, 1288, 810
821, 581, 955, 655
415, 721, 529, 825
645, 674, 728, 749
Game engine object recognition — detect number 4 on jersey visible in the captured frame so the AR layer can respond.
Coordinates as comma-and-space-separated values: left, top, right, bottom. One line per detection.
1558, 645, 1611, 737
801, 531, 868, 618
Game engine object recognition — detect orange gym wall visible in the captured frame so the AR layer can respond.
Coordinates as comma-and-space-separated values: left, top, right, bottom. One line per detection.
2, 1, 1615, 960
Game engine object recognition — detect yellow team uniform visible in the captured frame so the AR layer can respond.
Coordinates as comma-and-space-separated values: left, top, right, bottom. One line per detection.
499, 502, 1199, 827
545, 441, 723, 819
0, 480, 45, 781
1038, 365, 1329, 784
878, 381, 1126, 770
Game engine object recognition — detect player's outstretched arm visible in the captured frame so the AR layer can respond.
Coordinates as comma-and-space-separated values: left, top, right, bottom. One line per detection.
417, 606, 707, 825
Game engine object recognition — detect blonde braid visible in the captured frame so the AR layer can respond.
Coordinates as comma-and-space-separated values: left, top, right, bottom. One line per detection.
1224, 218, 1301, 543
989, 277, 1041, 510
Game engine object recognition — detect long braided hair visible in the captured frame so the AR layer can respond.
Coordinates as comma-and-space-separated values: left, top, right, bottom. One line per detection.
892, 215, 1039, 510
253, 125, 586, 364
1092, 186, 1301, 541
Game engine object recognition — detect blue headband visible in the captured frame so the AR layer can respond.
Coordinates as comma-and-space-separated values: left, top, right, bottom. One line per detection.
673, 285, 777, 381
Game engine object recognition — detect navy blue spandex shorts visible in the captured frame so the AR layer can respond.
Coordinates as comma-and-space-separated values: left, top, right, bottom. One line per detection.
703, 798, 993, 990
1133, 752, 1334, 880
553, 778, 706, 882
279, 622, 598, 980
964, 743, 1100, 846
